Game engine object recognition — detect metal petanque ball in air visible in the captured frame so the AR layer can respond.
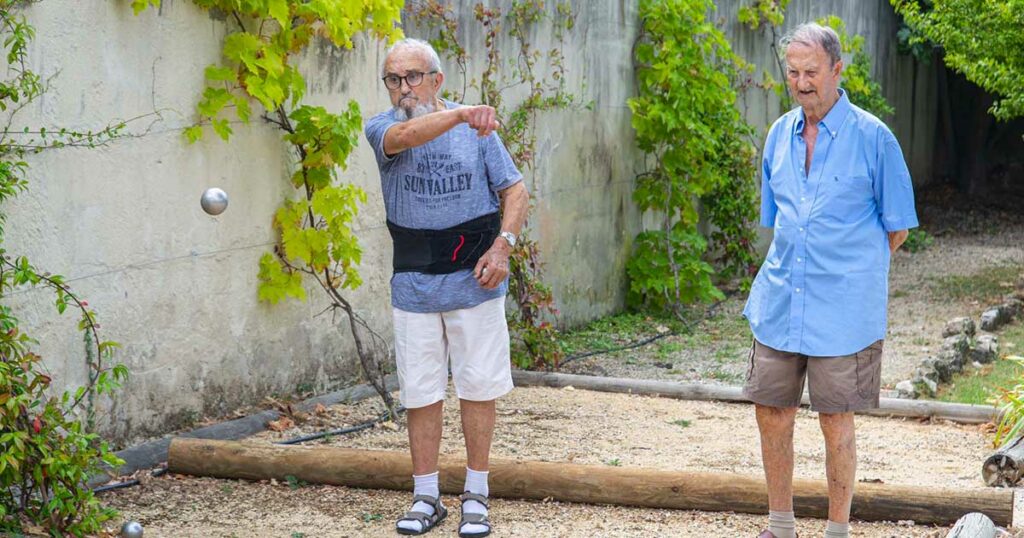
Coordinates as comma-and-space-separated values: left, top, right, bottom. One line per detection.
200, 187, 228, 215
120, 520, 144, 538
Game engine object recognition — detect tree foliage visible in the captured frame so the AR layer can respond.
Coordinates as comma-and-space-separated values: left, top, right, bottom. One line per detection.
893, 0, 1023, 121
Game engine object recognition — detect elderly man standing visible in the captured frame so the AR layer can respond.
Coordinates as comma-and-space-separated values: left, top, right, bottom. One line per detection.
743, 23, 918, 538
364, 38, 528, 538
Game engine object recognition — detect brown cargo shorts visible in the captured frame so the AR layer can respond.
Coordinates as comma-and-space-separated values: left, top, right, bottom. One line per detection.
742, 338, 884, 413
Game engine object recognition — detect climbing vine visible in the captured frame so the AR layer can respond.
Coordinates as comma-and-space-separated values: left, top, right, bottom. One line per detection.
1, 1, 132, 535
627, 0, 759, 316
132, 0, 405, 416
409, 0, 582, 370
738, 0, 793, 110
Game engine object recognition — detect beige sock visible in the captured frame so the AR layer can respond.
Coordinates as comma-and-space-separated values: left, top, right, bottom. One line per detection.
768, 510, 796, 538
824, 520, 849, 538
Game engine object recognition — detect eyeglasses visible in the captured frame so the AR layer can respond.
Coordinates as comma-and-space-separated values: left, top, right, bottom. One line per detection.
382, 70, 437, 90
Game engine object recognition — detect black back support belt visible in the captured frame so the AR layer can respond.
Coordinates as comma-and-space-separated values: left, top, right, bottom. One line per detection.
387, 212, 501, 274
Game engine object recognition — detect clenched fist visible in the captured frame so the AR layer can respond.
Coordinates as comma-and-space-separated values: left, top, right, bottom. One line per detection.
461, 105, 500, 137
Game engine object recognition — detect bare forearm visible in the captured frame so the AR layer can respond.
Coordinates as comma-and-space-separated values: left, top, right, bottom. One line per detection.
888, 229, 909, 254
498, 182, 529, 236
383, 108, 463, 155
474, 181, 529, 289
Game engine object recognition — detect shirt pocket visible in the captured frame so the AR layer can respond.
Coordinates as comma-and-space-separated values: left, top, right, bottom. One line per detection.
819, 174, 874, 224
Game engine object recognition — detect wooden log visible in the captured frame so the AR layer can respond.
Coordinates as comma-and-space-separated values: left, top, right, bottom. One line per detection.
983, 434, 1024, 487
946, 512, 997, 537
513, 371, 1000, 424
168, 438, 1013, 527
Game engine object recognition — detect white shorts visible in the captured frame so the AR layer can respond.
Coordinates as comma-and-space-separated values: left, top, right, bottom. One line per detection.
392, 296, 513, 409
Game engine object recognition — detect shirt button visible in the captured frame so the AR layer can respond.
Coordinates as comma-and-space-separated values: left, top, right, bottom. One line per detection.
797, 257, 803, 262
800, 197, 806, 202
795, 288, 802, 293
799, 227, 805, 232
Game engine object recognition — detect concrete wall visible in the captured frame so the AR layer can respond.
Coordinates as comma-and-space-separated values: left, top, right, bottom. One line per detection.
3, 0, 931, 445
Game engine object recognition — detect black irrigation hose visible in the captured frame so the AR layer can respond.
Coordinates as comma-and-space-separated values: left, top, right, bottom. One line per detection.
557, 290, 739, 368
93, 479, 140, 494
93, 407, 404, 493
559, 332, 675, 367
276, 406, 406, 445
92, 467, 168, 494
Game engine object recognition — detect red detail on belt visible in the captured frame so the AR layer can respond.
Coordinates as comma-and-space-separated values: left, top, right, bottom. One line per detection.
452, 235, 466, 261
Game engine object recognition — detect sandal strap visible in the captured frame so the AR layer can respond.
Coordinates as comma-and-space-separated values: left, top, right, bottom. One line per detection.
459, 491, 490, 508
400, 511, 433, 525
460, 512, 490, 525
412, 494, 442, 509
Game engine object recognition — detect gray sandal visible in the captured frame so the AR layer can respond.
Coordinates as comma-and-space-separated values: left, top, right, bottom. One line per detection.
396, 494, 447, 535
458, 492, 492, 538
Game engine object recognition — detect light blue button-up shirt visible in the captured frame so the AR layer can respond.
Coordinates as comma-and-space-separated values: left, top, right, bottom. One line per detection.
743, 89, 919, 357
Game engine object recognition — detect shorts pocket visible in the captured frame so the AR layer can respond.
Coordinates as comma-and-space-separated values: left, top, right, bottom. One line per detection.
854, 342, 882, 399
745, 338, 757, 382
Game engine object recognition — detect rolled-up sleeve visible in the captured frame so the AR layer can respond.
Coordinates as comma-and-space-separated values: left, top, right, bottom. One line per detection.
364, 112, 399, 167
483, 131, 523, 192
873, 131, 919, 232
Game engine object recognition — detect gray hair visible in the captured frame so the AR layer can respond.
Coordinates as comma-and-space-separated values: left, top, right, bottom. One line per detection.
781, 23, 842, 66
382, 38, 443, 77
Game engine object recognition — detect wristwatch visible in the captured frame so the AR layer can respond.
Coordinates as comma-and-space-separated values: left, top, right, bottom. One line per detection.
499, 231, 517, 248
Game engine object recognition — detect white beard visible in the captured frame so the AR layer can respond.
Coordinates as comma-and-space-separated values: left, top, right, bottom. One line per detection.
394, 102, 434, 121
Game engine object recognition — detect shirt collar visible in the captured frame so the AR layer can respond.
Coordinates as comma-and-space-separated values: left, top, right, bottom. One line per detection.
793, 88, 851, 139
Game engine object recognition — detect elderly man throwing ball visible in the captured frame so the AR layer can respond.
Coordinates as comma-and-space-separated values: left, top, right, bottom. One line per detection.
743, 23, 918, 538
364, 38, 528, 537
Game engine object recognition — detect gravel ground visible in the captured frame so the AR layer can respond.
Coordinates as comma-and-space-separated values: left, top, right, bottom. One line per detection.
101, 385, 1000, 537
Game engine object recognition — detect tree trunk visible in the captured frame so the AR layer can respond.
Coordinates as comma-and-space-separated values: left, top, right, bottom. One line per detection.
936, 59, 959, 185
953, 74, 995, 196
168, 438, 1014, 527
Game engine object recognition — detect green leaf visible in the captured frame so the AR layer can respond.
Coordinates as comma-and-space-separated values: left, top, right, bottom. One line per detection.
211, 118, 233, 141
197, 87, 233, 119
184, 125, 204, 143
233, 95, 251, 123
257, 253, 306, 304
131, 0, 160, 16
204, 65, 236, 82
223, 32, 262, 74
268, 0, 290, 27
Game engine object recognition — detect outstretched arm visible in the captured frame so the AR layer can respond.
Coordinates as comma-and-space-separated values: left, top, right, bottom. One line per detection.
383, 105, 499, 156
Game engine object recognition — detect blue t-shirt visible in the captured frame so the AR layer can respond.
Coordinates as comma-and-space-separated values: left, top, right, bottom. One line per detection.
364, 100, 523, 313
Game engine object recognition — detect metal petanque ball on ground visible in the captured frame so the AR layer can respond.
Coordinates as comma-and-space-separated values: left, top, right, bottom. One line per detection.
120, 520, 144, 537
200, 187, 228, 215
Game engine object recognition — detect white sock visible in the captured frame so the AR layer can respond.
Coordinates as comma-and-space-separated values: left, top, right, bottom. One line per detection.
768, 510, 796, 538
461, 467, 489, 534
824, 520, 849, 538
396, 471, 440, 533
